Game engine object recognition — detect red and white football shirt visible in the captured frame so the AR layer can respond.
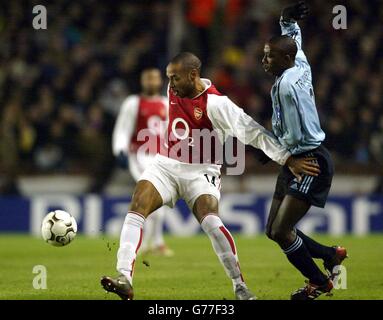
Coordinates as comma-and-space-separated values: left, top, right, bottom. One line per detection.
113, 95, 167, 157
165, 79, 290, 165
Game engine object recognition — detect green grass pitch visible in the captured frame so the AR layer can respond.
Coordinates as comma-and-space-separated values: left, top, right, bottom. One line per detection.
1, 234, 383, 300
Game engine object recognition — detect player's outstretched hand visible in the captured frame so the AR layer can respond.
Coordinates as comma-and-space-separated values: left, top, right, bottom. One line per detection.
286, 156, 320, 182
116, 151, 129, 169
282, 1, 309, 22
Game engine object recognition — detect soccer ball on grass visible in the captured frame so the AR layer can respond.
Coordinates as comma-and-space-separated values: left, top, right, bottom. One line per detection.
41, 210, 77, 246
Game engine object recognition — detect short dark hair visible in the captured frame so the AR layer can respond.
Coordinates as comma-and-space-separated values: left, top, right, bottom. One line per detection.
268, 35, 298, 59
169, 52, 202, 73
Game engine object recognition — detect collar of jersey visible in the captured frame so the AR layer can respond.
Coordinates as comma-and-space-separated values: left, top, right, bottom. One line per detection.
276, 65, 296, 82
191, 78, 212, 99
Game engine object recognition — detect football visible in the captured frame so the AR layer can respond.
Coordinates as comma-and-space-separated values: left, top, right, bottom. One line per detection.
41, 210, 77, 246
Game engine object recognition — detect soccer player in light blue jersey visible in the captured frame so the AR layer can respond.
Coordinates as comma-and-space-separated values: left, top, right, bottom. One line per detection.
262, 1, 347, 300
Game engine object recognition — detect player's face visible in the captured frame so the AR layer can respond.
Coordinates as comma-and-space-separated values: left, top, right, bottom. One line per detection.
262, 44, 285, 76
166, 63, 195, 98
141, 69, 163, 96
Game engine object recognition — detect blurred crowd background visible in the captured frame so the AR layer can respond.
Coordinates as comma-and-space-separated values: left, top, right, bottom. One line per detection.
1, 0, 382, 194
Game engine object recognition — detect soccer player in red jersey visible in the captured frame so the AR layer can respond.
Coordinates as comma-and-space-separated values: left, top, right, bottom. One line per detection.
102, 53, 319, 300
112, 68, 174, 257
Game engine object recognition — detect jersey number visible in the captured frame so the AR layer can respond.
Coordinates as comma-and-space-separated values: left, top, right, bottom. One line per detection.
204, 174, 220, 187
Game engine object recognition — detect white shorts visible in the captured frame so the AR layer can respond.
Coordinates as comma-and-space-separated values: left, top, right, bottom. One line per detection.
138, 154, 222, 209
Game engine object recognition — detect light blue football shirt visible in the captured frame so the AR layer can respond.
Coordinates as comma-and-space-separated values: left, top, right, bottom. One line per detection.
270, 18, 325, 155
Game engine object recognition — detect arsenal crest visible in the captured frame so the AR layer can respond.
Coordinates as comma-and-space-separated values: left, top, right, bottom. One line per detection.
194, 107, 203, 120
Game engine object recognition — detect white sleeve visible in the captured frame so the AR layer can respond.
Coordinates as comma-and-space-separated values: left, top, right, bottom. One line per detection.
112, 95, 139, 156
207, 95, 291, 165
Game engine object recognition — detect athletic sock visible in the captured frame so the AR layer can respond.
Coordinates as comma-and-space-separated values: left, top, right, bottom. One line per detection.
296, 229, 335, 260
200, 214, 244, 288
116, 211, 145, 284
284, 235, 328, 285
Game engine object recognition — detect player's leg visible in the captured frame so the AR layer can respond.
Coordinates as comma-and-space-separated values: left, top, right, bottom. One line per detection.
266, 197, 336, 261
266, 169, 288, 239
269, 195, 327, 281
288, 148, 347, 277
141, 206, 174, 256
193, 195, 255, 300
150, 206, 174, 256
265, 197, 283, 240
295, 229, 348, 280
140, 212, 155, 254
294, 229, 334, 259
101, 180, 163, 299
269, 195, 333, 299
152, 207, 165, 248
117, 180, 163, 282
268, 155, 345, 272
129, 153, 173, 257
128, 153, 153, 255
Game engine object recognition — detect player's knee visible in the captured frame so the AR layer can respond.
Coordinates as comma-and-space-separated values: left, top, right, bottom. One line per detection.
129, 181, 163, 216
270, 227, 289, 244
193, 195, 218, 221
131, 199, 154, 217
129, 191, 154, 217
